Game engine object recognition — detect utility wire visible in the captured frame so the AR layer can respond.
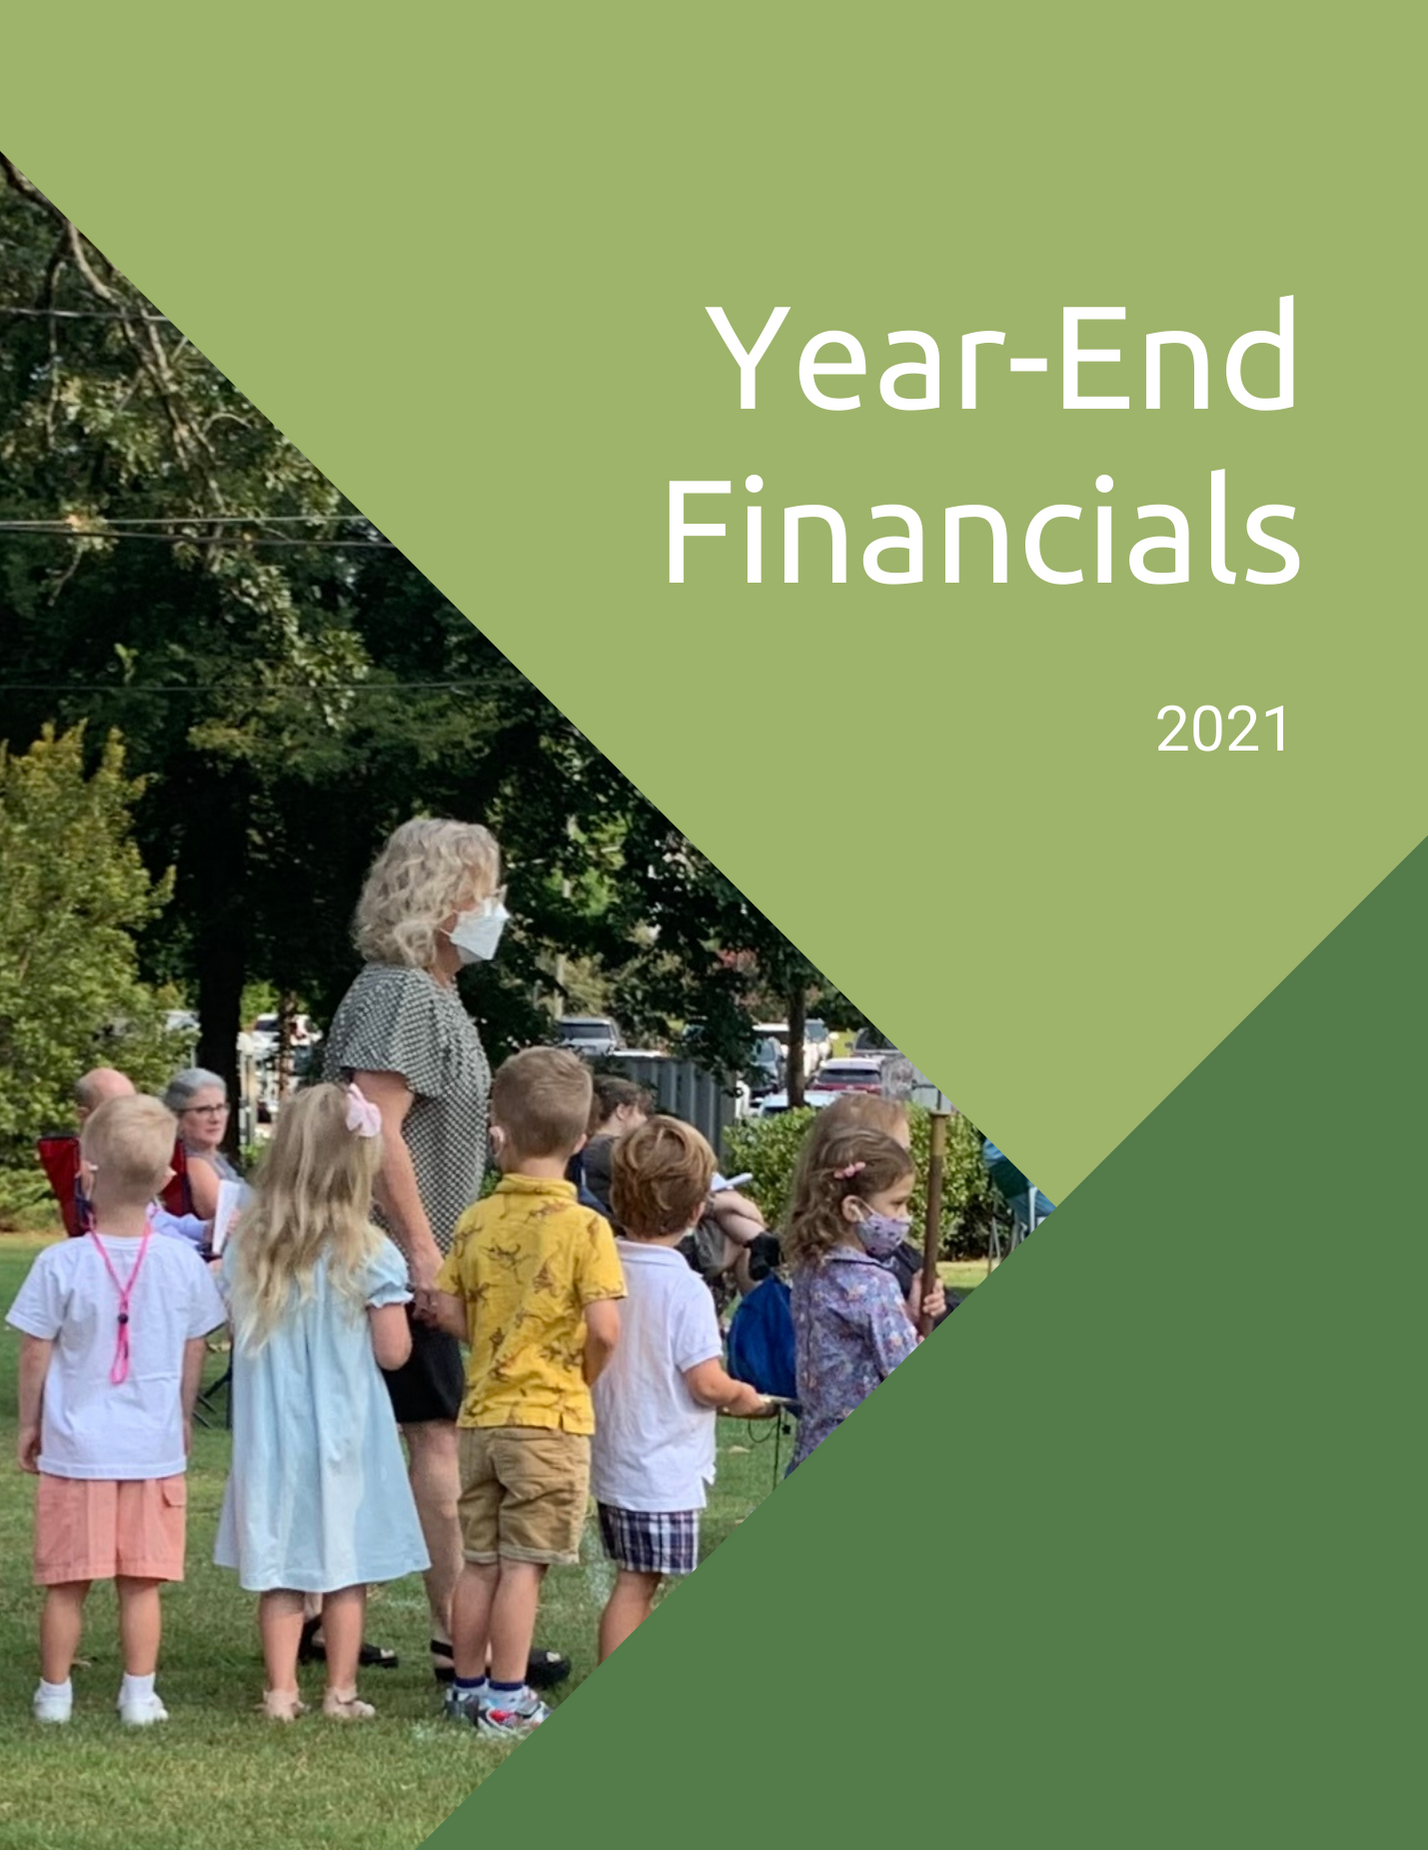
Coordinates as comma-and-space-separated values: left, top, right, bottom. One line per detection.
0, 681, 489, 695
0, 305, 172, 322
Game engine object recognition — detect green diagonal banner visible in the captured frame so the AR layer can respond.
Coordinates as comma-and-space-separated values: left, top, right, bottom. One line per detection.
431, 833, 1426, 1849
2, 5, 1421, 1199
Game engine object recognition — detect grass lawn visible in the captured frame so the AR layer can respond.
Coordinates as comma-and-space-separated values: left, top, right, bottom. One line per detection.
0, 1232, 814, 1850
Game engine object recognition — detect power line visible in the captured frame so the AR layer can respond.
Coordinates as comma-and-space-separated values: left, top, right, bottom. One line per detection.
0, 681, 490, 696
0, 527, 392, 548
0, 305, 172, 323
0, 516, 371, 527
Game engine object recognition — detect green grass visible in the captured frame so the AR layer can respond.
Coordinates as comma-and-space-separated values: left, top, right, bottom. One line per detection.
0, 1234, 800, 1850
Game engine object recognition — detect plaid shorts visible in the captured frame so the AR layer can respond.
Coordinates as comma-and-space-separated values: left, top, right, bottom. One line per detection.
597, 1503, 700, 1578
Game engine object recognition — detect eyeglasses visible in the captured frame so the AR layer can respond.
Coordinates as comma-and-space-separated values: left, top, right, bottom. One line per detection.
183, 1103, 229, 1116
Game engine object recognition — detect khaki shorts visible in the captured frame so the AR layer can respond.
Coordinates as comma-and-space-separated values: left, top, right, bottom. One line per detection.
457, 1426, 591, 1566
34, 1473, 187, 1585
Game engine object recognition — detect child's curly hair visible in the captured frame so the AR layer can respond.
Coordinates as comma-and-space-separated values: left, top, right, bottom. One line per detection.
783, 1125, 915, 1270
785, 1093, 910, 1234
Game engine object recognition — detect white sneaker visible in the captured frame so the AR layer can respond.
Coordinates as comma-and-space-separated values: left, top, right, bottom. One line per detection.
33, 1685, 72, 1725
118, 1691, 169, 1727
476, 1694, 549, 1739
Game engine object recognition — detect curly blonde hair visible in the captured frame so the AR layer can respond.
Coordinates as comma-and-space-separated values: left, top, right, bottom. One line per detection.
227, 1084, 385, 1352
353, 817, 501, 969
783, 1125, 914, 1271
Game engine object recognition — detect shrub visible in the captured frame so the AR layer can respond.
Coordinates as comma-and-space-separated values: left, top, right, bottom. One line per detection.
724, 1103, 1007, 1259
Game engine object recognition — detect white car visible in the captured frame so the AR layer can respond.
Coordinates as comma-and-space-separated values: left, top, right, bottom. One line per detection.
754, 1021, 826, 1082
757, 1088, 838, 1118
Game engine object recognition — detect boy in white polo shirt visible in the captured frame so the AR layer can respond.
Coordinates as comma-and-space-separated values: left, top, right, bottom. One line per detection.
8, 1095, 225, 1726
592, 1117, 774, 1659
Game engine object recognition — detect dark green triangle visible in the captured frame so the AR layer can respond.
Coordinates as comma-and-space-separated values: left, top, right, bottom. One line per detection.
428, 836, 1428, 1850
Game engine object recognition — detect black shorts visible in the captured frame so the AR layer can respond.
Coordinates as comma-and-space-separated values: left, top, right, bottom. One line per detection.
382, 1310, 465, 1425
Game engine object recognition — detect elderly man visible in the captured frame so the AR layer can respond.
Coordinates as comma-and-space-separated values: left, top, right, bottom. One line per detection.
74, 1066, 137, 1124
38, 1068, 209, 1248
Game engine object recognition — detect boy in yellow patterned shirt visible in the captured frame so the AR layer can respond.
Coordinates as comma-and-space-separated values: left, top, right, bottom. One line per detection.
431, 1046, 623, 1738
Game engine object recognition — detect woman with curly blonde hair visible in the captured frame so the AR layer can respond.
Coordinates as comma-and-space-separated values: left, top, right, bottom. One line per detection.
321, 818, 568, 1693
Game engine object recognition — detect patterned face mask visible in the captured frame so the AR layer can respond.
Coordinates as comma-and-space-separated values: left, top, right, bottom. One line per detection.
853, 1212, 911, 1259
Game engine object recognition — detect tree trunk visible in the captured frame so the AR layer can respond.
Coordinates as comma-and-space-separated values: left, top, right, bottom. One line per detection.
787, 984, 807, 1107
184, 767, 248, 1158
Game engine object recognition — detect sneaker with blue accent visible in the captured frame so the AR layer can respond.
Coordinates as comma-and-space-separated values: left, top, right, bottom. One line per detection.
444, 1683, 486, 1726
476, 1693, 549, 1739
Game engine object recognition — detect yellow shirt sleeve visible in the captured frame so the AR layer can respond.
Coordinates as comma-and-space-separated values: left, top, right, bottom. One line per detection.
435, 1207, 479, 1298
578, 1214, 626, 1305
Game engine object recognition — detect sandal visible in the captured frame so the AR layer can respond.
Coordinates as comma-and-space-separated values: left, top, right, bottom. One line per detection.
323, 1688, 376, 1721
525, 1647, 572, 1691
299, 1617, 398, 1670
262, 1689, 307, 1723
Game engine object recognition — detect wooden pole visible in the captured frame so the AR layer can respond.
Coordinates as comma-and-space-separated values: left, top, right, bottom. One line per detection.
921, 1107, 950, 1337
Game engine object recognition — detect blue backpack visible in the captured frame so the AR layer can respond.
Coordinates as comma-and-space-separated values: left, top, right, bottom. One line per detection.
726, 1276, 799, 1406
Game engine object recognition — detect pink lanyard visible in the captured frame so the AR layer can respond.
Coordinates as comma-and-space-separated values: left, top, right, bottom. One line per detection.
87, 1223, 153, 1385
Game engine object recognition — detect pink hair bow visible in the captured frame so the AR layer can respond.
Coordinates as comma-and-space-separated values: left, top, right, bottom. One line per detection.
346, 1084, 382, 1139
834, 1160, 866, 1181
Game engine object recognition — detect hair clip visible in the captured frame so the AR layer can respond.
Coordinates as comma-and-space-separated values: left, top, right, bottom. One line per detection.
833, 1161, 866, 1180
345, 1084, 382, 1139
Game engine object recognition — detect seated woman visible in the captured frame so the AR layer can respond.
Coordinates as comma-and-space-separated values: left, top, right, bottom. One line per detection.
162, 1068, 241, 1221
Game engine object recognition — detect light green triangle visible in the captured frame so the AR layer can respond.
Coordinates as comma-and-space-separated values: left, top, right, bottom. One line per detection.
1, 8, 1421, 1197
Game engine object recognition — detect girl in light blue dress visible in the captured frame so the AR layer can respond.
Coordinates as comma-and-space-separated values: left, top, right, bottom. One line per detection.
214, 1083, 429, 1721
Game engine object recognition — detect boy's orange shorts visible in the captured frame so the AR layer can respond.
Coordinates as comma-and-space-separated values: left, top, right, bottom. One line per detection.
33, 1473, 188, 1585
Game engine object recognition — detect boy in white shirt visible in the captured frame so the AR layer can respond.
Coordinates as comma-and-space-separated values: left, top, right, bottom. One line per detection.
8, 1096, 225, 1726
592, 1117, 774, 1659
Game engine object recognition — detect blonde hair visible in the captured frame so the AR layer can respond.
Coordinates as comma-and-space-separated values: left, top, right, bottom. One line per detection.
80, 1097, 177, 1204
353, 817, 501, 970
490, 1046, 592, 1161
783, 1126, 914, 1271
786, 1093, 909, 1233
227, 1084, 384, 1352
610, 1116, 715, 1238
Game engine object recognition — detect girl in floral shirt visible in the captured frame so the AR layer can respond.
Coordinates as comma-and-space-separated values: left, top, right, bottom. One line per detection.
785, 1127, 937, 1469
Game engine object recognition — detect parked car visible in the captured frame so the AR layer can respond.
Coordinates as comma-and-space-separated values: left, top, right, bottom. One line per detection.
757, 1088, 838, 1117
853, 1027, 898, 1058
748, 1035, 785, 1096
809, 1058, 885, 1095
557, 1015, 623, 1058
754, 1021, 826, 1082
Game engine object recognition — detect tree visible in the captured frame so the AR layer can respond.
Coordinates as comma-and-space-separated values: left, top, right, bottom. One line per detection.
604, 810, 868, 1101
0, 724, 180, 1163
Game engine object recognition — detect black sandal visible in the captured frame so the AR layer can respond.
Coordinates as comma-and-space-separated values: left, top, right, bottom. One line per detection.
299, 1617, 398, 1670
525, 1647, 571, 1690
431, 1639, 455, 1684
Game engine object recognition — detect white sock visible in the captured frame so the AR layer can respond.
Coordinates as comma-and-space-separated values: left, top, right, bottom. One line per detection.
483, 1679, 531, 1712
38, 1678, 72, 1701
119, 1672, 156, 1704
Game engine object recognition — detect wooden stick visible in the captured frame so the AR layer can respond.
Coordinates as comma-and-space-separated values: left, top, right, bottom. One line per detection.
921, 1109, 949, 1337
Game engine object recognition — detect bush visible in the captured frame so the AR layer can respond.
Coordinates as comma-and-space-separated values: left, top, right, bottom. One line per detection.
724, 1103, 1007, 1259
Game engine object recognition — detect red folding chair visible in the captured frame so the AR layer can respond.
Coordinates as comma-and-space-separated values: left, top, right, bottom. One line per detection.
35, 1133, 85, 1237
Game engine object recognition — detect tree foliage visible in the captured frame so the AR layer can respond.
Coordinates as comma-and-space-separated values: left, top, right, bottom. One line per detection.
0, 724, 183, 1163
0, 156, 866, 1144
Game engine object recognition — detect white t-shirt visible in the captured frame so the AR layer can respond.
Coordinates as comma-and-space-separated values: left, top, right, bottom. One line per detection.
591, 1239, 723, 1512
7, 1230, 226, 1480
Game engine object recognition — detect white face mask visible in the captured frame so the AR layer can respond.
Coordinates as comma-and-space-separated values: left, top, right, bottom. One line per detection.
448, 896, 509, 965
